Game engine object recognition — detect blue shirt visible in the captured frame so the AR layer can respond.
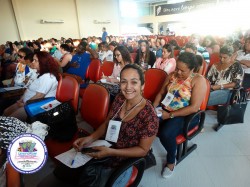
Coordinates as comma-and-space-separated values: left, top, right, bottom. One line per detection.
66, 52, 91, 88
102, 31, 108, 42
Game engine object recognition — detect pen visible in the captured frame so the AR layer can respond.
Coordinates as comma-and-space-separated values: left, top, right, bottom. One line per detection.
71, 150, 77, 166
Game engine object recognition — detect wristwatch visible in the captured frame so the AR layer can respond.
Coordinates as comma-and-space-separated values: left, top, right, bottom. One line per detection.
220, 84, 224, 90
169, 112, 175, 118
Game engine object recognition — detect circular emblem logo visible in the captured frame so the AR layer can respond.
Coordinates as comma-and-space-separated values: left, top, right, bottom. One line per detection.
7, 133, 48, 174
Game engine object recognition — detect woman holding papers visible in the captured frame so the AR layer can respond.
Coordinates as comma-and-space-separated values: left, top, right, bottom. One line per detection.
3, 51, 60, 121
39, 64, 159, 187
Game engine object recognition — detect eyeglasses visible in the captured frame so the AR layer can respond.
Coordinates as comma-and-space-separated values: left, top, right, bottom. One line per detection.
114, 54, 121, 58
18, 54, 25, 59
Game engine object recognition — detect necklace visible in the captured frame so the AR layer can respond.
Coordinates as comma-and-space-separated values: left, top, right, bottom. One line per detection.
124, 97, 144, 115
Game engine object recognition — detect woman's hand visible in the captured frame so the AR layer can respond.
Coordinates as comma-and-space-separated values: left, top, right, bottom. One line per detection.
86, 146, 113, 159
211, 85, 221, 91
73, 136, 93, 151
160, 110, 170, 120
16, 99, 24, 107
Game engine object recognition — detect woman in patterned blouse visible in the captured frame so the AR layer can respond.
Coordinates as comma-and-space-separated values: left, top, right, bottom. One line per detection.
39, 64, 159, 187
207, 45, 244, 106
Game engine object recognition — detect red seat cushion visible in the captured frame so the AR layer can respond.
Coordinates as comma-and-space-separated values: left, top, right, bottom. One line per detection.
176, 125, 199, 145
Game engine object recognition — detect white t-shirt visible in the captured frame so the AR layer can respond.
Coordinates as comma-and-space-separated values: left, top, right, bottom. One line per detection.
23, 73, 58, 103
99, 50, 113, 62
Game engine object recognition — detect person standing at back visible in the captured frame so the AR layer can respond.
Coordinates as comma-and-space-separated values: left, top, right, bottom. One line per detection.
102, 27, 108, 42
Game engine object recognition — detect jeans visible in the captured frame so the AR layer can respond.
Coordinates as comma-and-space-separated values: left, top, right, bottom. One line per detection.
207, 89, 232, 106
158, 115, 200, 164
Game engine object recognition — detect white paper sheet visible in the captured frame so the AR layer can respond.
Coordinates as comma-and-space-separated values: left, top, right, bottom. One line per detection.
40, 100, 61, 111
55, 140, 112, 168
4, 86, 22, 91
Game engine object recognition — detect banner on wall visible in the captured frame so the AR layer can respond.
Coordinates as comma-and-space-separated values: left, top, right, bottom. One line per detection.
155, 0, 217, 16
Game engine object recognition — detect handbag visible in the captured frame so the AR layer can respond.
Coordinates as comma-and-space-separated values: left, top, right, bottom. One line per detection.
217, 88, 248, 125
28, 101, 77, 141
144, 148, 156, 169
24, 97, 56, 117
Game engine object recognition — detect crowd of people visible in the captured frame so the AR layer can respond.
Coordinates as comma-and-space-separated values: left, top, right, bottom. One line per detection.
0, 29, 250, 186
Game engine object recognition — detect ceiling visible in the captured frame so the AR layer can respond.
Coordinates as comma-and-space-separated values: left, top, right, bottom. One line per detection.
132, 0, 187, 4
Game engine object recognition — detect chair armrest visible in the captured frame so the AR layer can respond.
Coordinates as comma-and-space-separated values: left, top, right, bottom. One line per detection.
105, 157, 146, 187
6, 163, 21, 187
183, 110, 206, 140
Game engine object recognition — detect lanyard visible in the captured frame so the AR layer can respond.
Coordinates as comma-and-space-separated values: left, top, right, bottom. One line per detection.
111, 98, 144, 122
168, 76, 190, 97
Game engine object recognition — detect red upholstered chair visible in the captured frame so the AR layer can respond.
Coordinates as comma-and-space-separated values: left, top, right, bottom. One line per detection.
56, 74, 80, 113
208, 53, 220, 71
143, 68, 168, 103
201, 60, 208, 76
100, 61, 114, 77
80, 84, 110, 129
175, 79, 210, 164
6, 162, 22, 187
45, 74, 80, 160
79, 59, 101, 97
130, 53, 137, 63
45, 84, 110, 160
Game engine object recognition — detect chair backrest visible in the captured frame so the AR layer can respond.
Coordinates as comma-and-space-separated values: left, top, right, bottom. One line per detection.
86, 59, 101, 82
200, 79, 211, 110
80, 84, 110, 129
130, 53, 137, 63
6, 163, 21, 187
144, 68, 168, 103
208, 53, 220, 70
201, 60, 208, 76
56, 74, 80, 113
100, 61, 114, 77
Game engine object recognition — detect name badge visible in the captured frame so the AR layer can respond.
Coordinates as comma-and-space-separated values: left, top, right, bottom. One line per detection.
161, 93, 174, 107
105, 120, 122, 143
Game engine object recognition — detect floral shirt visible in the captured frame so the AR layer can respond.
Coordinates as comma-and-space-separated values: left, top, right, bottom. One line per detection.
107, 93, 159, 166
207, 61, 243, 88
163, 73, 195, 111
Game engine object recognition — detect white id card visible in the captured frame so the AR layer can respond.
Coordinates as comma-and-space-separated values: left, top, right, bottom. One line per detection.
161, 93, 174, 107
105, 120, 122, 143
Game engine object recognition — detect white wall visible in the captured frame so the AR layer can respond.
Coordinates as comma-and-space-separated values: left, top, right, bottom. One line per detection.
76, 0, 120, 38
11, 0, 80, 41
0, 0, 20, 44
0, 0, 121, 43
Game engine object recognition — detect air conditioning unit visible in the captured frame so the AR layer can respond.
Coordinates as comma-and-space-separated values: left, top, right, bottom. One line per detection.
93, 20, 111, 24
40, 19, 64, 24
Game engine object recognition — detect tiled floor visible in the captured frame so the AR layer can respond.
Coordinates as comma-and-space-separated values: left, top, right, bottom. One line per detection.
24, 103, 250, 187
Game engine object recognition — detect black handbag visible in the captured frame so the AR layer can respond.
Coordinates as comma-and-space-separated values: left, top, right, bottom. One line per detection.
217, 88, 248, 125
144, 148, 156, 170
28, 101, 77, 141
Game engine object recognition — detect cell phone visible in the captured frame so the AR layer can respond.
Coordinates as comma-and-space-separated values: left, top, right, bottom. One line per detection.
81, 147, 99, 154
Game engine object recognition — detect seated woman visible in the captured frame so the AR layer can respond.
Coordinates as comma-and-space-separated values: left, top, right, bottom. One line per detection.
55, 44, 72, 72
153, 52, 206, 178
235, 37, 250, 91
38, 64, 159, 187
207, 45, 244, 106
104, 45, 132, 83
3, 51, 60, 121
134, 40, 156, 69
202, 35, 220, 54
153, 44, 176, 74
11, 47, 34, 87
